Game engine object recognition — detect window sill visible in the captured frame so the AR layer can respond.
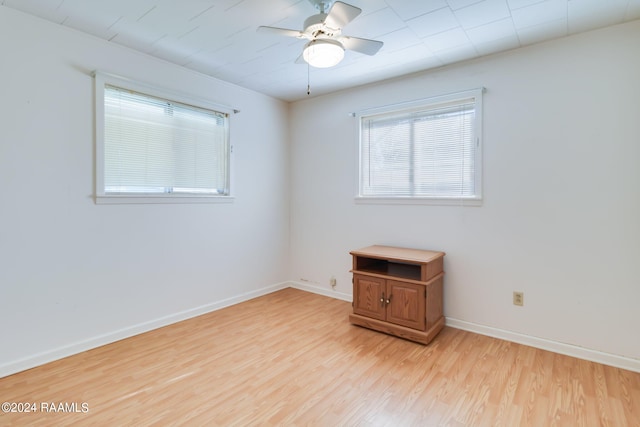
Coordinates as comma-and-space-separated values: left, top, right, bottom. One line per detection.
354, 196, 482, 207
95, 194, 235, 205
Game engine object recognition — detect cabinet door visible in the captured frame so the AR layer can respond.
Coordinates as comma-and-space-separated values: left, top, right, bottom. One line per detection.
353, 274, 386, 321
386, 280, 426, 330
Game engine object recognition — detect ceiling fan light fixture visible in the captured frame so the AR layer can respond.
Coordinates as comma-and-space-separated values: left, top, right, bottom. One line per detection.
303, 39, 344, 68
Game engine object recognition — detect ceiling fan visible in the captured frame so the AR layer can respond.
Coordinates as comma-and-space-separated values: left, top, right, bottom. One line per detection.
257, 0, 383, 68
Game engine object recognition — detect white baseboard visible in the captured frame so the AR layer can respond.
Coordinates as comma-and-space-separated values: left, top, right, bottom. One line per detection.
445, 317, 640, 373
0, 282, 289, 379
288, 280, 352, 302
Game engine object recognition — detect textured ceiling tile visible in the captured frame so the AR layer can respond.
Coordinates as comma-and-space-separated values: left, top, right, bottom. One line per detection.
447, 0, 485, 11
511, 0, 567, 30
3, 0, 66, 22
474, 33, 520, 55
435, 42, 478, 64
342, 6, 406, 39
507, 0, 544, 10
68, 0, 157, 23
454, 0, 511, 30
466, 17, 518, 44
365, 43, 438, 69
133, 3, 210, 35
406, 7, 458, 38
516, 18, 567, 45
378, 27, 425, 53
109, 18, 167, 55
384, 0, 448, 20
151, 35, 204, 64
422, 27, 471, 52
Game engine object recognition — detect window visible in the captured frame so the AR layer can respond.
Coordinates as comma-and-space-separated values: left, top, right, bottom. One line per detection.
94, 72, 233, 204
357, 88, 483, 205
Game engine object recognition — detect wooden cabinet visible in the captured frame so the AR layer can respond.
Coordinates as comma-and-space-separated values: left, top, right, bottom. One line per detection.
349, 245, 445, 345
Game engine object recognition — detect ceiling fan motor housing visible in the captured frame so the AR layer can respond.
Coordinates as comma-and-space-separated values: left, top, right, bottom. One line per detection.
304, 14, 340, 37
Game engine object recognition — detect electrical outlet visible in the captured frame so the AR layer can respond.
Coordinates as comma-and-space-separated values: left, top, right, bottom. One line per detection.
330, 276, 337, 288
513, 291, 524, 306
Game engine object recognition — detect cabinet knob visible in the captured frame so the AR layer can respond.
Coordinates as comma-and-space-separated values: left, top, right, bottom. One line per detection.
386, 294, 392, 304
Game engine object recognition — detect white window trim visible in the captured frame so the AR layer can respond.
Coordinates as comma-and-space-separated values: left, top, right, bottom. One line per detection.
354, 88, 484, 206
93, 71, 235, 205
354, 195, 483, 207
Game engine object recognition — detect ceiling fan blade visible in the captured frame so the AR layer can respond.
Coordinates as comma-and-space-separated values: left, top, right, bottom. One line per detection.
341, 36, 383, 56
257, 26, 304, 38
295, 54, 306, 64
324, 1, 361, 29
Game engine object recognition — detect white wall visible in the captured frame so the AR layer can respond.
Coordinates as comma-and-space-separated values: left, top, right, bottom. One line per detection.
289, 21, 640, 365
0, 7, 290, 376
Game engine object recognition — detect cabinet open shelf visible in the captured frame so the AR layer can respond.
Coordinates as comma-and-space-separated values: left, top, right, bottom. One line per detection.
355, 258, 423, 281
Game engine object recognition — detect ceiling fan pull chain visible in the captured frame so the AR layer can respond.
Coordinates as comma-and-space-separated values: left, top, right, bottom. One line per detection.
307, 62, 311, 96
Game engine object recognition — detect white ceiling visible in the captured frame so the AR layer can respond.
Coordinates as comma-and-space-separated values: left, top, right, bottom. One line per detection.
3, 0, 639, 102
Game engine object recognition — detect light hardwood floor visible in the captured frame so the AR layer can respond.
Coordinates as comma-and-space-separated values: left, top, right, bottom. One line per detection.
1, 288, 639, 426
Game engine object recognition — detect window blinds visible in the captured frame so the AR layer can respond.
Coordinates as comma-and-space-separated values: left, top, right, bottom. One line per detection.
103, 85, 230, 195
360, 96, 478, 199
